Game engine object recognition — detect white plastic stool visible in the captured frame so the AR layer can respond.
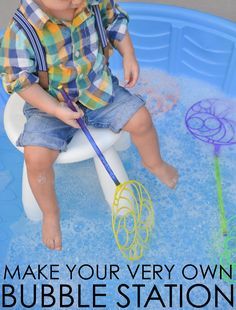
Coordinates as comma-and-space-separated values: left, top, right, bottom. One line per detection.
3, 93, 131, 221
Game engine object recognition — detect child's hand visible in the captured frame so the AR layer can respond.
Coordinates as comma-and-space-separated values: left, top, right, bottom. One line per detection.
123, 54, 139, 88
55, 102, 84, 128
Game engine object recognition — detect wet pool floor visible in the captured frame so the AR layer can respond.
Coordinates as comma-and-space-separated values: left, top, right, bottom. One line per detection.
0, 69, 236, 309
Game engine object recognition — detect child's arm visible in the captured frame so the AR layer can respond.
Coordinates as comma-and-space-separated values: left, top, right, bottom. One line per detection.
0, 26, 82, 128
18, 84, 83, 129
100, 0, 139, 87
115, 31, 139, 88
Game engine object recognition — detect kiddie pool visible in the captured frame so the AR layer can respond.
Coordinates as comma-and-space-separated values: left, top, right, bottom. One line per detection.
0, 3, 236, 309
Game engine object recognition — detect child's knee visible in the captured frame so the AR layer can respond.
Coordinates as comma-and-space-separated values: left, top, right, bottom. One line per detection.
24, 147, 57, 172
25, 154, 50, 172
124, 107, 153, 134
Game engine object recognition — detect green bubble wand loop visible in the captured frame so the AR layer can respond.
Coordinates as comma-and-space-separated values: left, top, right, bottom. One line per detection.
59, 87, 155, 260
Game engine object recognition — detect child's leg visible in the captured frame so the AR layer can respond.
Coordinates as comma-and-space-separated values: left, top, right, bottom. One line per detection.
24, 146, 61, 250
123, 107, 178, 188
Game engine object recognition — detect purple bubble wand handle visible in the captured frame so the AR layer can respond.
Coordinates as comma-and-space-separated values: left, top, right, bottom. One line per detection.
59, 87, 120, 186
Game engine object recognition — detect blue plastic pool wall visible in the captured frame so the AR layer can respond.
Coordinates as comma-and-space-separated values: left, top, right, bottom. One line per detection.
110, 3, 236, 97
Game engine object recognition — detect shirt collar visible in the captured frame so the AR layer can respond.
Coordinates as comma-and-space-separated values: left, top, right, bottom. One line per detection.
19, 0, 50, 29
19, 0, 101, 29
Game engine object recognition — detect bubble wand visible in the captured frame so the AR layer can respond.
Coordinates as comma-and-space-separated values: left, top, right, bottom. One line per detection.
59, 87, 155, 260
185, 98, 236, 236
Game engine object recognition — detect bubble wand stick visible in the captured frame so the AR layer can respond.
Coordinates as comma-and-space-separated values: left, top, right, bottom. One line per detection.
213, 144, 227, 235
59, 86, 155, 260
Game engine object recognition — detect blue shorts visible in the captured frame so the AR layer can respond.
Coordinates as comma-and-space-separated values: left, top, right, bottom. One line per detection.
16, 76, 145, 152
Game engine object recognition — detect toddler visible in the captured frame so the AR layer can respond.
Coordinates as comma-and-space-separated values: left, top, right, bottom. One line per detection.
0, 0, 178, 251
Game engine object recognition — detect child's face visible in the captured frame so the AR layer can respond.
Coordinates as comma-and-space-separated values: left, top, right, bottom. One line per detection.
35, 0, 86, 11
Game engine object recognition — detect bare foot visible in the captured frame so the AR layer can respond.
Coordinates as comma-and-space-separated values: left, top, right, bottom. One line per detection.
144, 161, 179, 189
42, 210, 62, 250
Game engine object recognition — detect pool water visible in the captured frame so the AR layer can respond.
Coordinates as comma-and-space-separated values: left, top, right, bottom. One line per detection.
0, 69, 236, 309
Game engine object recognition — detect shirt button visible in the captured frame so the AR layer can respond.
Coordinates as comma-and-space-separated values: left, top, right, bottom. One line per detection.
75, 51, 80, 57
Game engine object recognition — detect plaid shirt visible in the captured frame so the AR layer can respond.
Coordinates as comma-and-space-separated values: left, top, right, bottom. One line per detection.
0, 0, 128, 109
